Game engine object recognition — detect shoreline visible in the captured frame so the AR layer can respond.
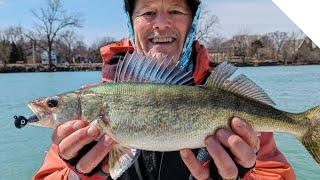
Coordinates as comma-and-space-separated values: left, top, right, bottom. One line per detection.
0, 61, 319, 73
0, 63, 102, 73
211, 61, 320, 67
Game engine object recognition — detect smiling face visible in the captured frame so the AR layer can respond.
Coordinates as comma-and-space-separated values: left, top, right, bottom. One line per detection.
132, 0, 192, 62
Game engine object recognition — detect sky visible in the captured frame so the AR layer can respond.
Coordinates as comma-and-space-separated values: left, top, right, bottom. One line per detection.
0, 0, 301, 45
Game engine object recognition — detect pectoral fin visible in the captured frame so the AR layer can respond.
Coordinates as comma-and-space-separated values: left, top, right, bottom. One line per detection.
108, 145, 140, 179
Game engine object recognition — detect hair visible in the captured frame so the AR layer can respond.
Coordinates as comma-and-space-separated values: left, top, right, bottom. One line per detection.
124, 0, 201, 18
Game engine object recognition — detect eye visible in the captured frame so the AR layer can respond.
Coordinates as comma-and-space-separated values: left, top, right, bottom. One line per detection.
46, 97, 59, 108
169, 10, 183, 15
142, 11, 156, 16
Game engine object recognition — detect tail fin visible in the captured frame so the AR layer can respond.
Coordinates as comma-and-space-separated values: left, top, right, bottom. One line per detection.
300, 105, 320, 164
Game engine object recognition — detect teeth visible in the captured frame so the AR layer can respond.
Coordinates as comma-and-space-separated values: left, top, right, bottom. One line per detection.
152, 37, 174, 43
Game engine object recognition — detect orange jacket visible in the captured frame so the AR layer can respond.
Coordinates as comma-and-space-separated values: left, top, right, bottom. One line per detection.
33, 39, 296, 180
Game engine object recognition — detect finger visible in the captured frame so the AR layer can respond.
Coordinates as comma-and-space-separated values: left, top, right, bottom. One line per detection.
205, 136, 238, 179
231, 117, 260, 152
216, 129, 256, 168
101, 156, 110, 174
59, 125, 100, 160
180, 149, 210, 180
76, 135, 114, 174
52, 120, 88, 144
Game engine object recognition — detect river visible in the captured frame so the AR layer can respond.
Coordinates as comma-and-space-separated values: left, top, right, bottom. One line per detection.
0, 65, 319, 179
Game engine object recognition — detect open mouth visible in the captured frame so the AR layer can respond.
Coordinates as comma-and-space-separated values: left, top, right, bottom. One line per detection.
27, 103, 57, 128
28, 102, 52, 121
149, 37, 176, 44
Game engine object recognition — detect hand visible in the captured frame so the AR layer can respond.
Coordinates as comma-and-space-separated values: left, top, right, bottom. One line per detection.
52, 120, 114, 175
180, 117, 260, 180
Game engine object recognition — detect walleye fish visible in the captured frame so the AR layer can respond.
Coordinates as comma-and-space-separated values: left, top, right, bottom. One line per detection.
15, 52, 320, 179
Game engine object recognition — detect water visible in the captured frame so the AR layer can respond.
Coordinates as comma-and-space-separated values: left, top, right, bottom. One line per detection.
0, 66, 319, 179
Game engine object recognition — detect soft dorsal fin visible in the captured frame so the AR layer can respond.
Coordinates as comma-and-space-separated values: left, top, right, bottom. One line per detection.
205, 62, 275, 106
115, 51, 194, 85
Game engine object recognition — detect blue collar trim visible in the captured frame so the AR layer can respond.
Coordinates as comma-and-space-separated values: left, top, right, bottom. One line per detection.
178, 4, 201, 70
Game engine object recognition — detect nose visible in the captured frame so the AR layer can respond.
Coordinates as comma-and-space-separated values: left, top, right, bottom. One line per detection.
152, 12, 171, 30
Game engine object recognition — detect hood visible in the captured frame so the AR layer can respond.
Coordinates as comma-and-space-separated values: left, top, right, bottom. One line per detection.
123, 0, 202, 71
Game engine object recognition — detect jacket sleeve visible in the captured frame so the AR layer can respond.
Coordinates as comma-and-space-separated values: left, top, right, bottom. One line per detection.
243, 132, 296, 180
33, 144, 107, 180
33, 144, 71, 180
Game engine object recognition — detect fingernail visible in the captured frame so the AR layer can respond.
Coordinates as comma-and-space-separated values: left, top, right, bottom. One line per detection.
205, 136, 218, 147
87, 126, 99, 137
217, 129, 228, 139
233, 117, 246, 127
73, 121, 83, 130
180, 149, 190, 158
75, 164, 84, 174
103, 136, 114, 147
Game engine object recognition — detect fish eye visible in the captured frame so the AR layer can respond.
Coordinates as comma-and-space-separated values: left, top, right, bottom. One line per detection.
46, 97, 59, 108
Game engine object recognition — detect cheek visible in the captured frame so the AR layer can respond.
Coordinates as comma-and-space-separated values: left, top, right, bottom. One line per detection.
133, 18, 152, 53
176, 20, 191, 44
133, 18, 149, 41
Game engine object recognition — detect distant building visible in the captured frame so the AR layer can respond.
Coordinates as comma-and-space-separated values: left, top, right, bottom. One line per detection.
73, 53, 92, 63
284, 37, 318, 55
299, 37, 318, 50
41, 51, 60, 65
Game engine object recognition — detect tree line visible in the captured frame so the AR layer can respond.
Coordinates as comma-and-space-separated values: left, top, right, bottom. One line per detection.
0, 0, 117, 70
194, 7, 320, 65
0, 26, 115, 65
203, 30, 320, 65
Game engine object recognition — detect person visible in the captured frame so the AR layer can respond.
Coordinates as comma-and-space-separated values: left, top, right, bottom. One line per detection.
34, 0, 296, 179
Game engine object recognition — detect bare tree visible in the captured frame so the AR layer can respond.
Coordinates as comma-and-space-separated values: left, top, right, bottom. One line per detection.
196, 6, 220, 44
206, 35, 226, 63
269, 31, 289, 61
250, 39, 263, 58
288, 30, 304, 55
260, 34, 275, 49
281, 30, 305, 65
56, 30, 79, 63
73, 40, 88, 63
0, 29, 3, 41
231, 34, 252, 63
3, 26, 26, 45
31, 0, 82, 69
0, 39, 11, 66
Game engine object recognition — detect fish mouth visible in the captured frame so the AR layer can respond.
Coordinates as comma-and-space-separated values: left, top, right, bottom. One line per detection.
28, 101, 55, 128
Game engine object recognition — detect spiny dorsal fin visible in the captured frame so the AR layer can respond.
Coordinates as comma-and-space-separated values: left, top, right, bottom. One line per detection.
205, 62, 275, 106
115, 51, 194, 85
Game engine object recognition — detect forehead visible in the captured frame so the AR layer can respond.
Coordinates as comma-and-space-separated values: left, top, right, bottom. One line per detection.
135, 0, 188, 8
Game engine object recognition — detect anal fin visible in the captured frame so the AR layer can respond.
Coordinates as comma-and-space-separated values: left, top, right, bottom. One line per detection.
109, 145, 140, 179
